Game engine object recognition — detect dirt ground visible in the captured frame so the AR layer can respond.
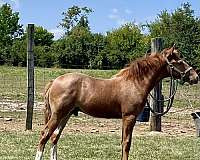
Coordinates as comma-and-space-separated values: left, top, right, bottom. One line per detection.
0, 108, 197, 137
0, 99, 198, 137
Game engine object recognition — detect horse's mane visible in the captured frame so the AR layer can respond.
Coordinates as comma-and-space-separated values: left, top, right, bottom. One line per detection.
114, 53, 164, 81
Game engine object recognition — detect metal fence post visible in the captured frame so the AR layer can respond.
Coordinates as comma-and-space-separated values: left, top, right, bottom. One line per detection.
26, 24, 34, 130
150, 38, 164, 131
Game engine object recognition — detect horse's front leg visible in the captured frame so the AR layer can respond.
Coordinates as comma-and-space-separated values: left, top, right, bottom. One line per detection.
121, 114, 136, 160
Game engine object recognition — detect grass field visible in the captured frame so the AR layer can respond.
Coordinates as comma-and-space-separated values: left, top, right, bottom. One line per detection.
0, 130, 200, 160
0, 66, 117, 101
0, 110, 200, 160
0, 66, 200, 159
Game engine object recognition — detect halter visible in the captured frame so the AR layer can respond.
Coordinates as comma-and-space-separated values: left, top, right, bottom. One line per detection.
147, 56, 192, 116
165, 58, 193, 84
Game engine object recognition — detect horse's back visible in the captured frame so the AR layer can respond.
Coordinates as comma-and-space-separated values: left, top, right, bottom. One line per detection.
48, 73, 89, 109
49, 72, 102, 106
49, 72, 122, 118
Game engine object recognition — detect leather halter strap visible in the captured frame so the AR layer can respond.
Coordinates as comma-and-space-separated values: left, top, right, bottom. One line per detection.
165, 57, 193, 83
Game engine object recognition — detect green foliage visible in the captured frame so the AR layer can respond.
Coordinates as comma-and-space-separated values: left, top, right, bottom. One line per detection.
0, 3, 23, 64
59, 5, 93, 35
50, 5, 97, 68
34, 45, 56, 67
32, 26, 55, 67
55, 22, 150, 69
34, 26, 54, 46
56, 26, 92, 68
10, 38, 26, 66
105, 23, 150, 68
7, 25, 55, 67
147, 2, 200, 68
1, 3, 200, 69
88, 33, 106, 69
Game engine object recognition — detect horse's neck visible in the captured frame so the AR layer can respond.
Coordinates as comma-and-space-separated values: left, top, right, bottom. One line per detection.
141, 56, 168, 93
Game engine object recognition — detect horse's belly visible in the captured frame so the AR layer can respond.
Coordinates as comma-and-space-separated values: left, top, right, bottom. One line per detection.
80, 104, 122, 119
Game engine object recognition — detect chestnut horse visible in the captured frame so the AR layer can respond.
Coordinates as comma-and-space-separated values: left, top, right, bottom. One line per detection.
35, 46, 198, 160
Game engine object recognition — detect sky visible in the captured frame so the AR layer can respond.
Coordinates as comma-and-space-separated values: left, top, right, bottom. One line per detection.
1, 0, 200, 39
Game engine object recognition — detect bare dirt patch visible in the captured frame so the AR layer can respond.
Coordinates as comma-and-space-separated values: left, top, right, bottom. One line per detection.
0, 108, 197, 137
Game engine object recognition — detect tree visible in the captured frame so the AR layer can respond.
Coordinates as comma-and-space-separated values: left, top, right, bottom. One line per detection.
88, 33, 106, 69
55, 5, 94, 68
10, 37, 26, 66
8, 25, 55, 67
34, 26, 54, 46
32, 26, 55, 67
147, 3, 200, 67
0, 3, 23, 64
59, 5, 93, 35
105, 23, 150, 68
22, 25, 54, 46
57, 26, 93, 68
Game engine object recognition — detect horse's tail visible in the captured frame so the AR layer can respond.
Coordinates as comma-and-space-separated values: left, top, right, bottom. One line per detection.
43, 80, 54, 124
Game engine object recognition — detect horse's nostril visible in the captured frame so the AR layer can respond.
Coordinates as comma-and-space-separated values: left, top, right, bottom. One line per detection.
189, 77, 199, 84
193, 77, 199, 84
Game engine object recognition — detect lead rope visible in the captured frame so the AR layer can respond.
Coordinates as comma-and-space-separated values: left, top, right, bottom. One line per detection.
145, 54, 192, 116
146, 76, 178, 116
147, 59, 179, 116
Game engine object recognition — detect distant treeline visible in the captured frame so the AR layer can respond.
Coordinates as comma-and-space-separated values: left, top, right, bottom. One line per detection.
1, 3, 200, 69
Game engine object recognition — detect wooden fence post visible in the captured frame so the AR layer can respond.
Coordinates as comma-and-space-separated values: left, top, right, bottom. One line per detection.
150, 38, 164, 131
26, 24, 34, 130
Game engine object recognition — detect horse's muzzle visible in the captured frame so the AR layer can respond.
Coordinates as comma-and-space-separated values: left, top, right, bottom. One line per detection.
189, 75, 199, 85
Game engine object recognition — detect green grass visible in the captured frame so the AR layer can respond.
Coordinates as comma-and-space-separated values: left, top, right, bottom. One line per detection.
0, 65, 199, 109
0, 66, 199, 159
0, 131, 199, 160
0, 66, 118, 101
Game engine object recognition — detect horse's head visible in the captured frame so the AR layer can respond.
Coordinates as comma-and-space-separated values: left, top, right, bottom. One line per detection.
162, 46, 199, 85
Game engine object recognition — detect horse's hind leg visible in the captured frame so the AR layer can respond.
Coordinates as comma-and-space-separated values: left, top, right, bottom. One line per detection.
50, 111, 73, 160
35, 112, 63, 160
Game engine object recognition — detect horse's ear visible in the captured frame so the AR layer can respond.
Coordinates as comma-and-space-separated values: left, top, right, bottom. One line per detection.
171, 44, 176, 52
196, 68, 200, 75
169, 44, 175, 54
162, 45, 175, 58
